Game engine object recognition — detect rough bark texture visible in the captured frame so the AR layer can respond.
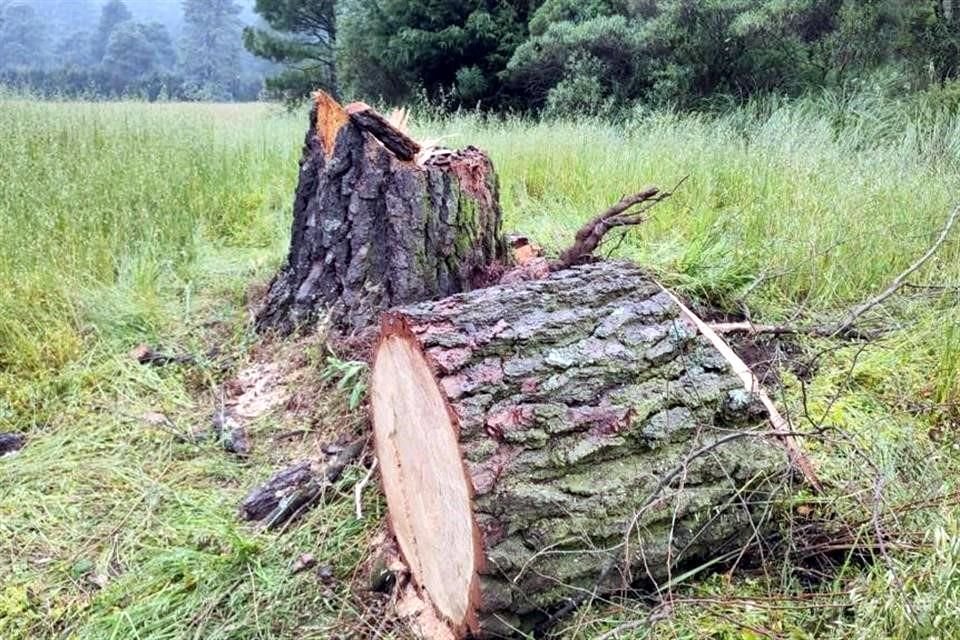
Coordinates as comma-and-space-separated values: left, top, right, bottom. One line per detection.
239, 437, 365, 528
256, 92, 507, 335
373, 261, 787, 638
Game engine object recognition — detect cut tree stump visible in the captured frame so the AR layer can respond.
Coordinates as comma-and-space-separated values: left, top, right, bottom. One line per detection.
370, 261, 787, 638
256, 91, 507, 335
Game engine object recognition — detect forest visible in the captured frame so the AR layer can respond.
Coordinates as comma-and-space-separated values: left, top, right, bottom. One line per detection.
2, 0, 959, 110
2, 2, 960, 640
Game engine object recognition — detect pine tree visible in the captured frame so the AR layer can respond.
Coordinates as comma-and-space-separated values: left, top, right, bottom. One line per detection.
243, 0, 336, 102
0, 3, 48, 70
179, 0, 243, 99
92, 0, 132, 63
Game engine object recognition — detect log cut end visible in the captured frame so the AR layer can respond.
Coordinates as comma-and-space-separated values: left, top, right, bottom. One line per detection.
371, 261, 788, 638
372, 319, 482, 633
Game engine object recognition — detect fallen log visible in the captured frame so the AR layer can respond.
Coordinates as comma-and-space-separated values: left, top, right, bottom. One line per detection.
256, 91, 507, 335
370, 261, 787, 638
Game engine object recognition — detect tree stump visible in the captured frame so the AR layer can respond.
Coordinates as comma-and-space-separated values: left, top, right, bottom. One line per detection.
256, 92, 507, 335
370, 261, 787, 638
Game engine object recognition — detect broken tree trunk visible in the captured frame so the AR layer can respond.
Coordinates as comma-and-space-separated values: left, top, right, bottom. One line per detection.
370, 261, 787, 638
256, 92, 507, 335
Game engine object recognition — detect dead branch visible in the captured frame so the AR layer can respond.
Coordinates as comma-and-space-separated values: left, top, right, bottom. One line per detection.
662, 286, 824, 493
346, 102, 421, 161
239, 436, 366, 529
551, 177, 688, 270
833, 203, 960, 336
710, 203, 960, 339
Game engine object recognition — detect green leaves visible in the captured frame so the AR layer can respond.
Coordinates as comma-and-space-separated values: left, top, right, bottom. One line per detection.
320, 356, 368, 411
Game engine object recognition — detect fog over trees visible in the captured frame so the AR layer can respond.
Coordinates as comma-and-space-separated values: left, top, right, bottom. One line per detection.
0, 0, 272, 100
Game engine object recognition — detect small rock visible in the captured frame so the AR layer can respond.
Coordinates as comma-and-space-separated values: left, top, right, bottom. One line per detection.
291, 553, 316, 575
317, 564, 335, 583
129, 343, 154, 363
140, 412, 170, 426
0, 432, 25, 457
222, 426, 251, 457
88, 573, 110, 589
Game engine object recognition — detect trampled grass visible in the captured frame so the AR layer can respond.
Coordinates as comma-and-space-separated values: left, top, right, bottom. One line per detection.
2, 92, 960, 638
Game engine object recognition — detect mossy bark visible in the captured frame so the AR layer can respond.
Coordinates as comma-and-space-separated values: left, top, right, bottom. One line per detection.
255, 94, 507, 335
379, 261, 787, 637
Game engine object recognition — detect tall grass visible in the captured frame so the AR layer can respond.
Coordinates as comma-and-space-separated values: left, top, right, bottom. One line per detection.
0, 101, 299, 423
1, 94, 960, 638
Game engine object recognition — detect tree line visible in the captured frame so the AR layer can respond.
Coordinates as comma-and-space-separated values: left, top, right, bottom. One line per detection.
0, 0, 268, 100
2, 0, 958, 110
253, 0, 960, 114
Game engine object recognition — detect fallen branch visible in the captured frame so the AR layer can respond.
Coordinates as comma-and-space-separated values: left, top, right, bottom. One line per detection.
130, 343, 196, 366
551, 177, 687, 270
711, 203, 960, 339
660, 285, 824, 493
239, 436, 366, 529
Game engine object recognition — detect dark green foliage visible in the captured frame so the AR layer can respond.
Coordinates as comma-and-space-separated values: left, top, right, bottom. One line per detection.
92, 0, 132, 63
0, 3, 49, 70
180, 0, 244, 100
142, 22, 176, 71
336, 0, 537, 107
243, 0, 336, 102
504, 0, 960, 115
55, 30, 94, 68
102, 22, 174, 82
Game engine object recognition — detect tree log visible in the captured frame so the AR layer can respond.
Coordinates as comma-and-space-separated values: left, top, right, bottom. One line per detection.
256, 91, 507, 335
370, 261, 787, 638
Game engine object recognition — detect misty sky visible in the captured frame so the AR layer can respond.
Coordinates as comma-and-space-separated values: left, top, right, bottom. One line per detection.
19, 0, 260, 38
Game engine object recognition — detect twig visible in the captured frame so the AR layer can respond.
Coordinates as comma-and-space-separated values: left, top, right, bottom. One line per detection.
354, 457, 378, 519
659, 285, 823, 492
710, 203, 960, 339
551, 177, 688, 270
831, 203, 960, 336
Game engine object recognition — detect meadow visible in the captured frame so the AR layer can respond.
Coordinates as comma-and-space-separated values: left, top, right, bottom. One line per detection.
2, 92, 960, 638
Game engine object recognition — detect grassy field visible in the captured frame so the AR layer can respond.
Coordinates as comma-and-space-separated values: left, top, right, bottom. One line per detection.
2, 93, 960, 639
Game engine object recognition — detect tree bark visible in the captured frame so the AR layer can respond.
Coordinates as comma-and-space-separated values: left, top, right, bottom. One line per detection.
370, 261, 787, 638
256, 92, 507, 335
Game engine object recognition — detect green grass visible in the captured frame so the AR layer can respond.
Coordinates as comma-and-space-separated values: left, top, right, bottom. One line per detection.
2, 92, 960, 638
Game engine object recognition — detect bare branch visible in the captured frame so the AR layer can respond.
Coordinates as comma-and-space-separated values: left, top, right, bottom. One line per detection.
831, 203, 960, 336
711, 203, 960, 340
551, 176, 688, 270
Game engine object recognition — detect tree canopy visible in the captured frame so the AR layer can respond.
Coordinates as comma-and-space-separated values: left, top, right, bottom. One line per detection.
239, 0, 960, 113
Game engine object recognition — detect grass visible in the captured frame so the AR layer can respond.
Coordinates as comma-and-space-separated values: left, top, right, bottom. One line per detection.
1, 91, 960, 638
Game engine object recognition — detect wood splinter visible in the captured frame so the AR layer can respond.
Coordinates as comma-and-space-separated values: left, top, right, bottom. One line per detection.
346, 101, 422, 161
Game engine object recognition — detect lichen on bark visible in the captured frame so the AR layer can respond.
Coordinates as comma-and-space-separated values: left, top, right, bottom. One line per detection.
380, 261, 787, 636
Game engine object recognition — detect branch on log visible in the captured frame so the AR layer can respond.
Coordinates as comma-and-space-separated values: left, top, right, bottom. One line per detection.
346, 101, 421, 161
660, 286, 823, 493
709, 203, 960, 340
551, 176, 687, 270
239, 436, 366, 529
